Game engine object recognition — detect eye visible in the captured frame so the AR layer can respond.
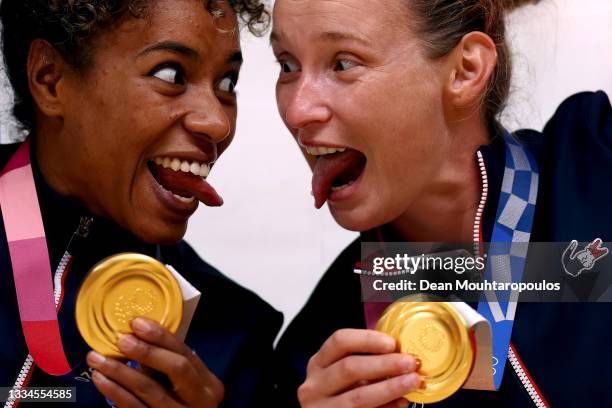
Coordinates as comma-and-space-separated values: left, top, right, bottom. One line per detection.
334, 59, 359, 71
217, 72, 238, 93
278, 59, 300, 74
150, 64, 185, 85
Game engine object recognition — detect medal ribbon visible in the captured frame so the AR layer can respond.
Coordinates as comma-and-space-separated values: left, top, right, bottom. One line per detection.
476, 131, 538, 389
0, 138, 71, 375
361, 132, 539, 391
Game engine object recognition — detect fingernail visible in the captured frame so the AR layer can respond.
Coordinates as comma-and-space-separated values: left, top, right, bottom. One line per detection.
118, 334, 138, 351
132, 318, 151, 333
400, 373, 419, 389
415, 357, 422, 371
383, 336, 397, 351
92, 370, 109, 383
88, 351, 105, 365
400, 355, 415, 371
419, 378, 427, 390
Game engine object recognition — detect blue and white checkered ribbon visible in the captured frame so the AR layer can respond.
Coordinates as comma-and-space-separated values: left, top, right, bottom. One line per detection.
477, 131, 539, 389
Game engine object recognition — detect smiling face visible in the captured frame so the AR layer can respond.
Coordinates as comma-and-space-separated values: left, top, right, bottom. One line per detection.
35, 0, 242, 244
272, 0, 455, 232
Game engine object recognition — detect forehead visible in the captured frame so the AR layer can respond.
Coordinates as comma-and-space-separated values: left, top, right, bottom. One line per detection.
96, 0, 240, 60
272, 0, 410, 45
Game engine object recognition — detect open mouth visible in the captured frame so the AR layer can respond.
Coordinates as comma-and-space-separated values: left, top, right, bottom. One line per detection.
147, 157, 223, 207
308, 146, 367, 209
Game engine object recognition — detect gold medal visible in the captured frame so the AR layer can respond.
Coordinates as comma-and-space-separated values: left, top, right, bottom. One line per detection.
75, 253, 183, 358
375, 294, 473, 403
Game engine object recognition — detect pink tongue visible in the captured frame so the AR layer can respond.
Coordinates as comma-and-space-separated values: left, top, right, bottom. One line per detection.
312, 149, 366, 209
154, 165, 223, 207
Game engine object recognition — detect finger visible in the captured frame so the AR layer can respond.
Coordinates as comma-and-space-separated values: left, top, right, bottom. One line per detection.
91, 370, 147, 408
130, 318, 224, 401
131, 318, 212, 377
379, 398, 409, 408
312, 353, 419, 395
87, 351, 181, 408
310, 329, 397, 372
117, 335, 219, 406
334, 373, 421, 408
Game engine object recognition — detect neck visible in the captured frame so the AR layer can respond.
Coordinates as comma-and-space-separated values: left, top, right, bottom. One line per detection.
390, 120, 490, 243
34, 122, 77, 201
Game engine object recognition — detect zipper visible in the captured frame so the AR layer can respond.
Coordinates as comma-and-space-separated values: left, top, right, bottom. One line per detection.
474, 151, 489, 258
508, 343, 549, 408
475, 151, 549, 408
5, 216, 93, 408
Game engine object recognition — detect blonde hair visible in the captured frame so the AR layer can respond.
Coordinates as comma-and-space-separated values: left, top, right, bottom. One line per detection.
407, 0, 541, 128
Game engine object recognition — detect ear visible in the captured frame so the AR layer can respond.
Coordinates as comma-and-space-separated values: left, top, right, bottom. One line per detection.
444, 32, 498, 117
27, 39, 69, 119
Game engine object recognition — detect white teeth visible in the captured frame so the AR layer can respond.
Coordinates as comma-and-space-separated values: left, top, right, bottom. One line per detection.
306, 146, 348, 156
330, 180, 355, 192
153, 157, 212, 179
190, 162, 200, 175
199, 164, 210, 178
172, 193, 195, 203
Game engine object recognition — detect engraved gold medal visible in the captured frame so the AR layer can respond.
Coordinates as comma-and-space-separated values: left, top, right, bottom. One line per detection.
76, 253, 183, 358
375, 295, 473, 403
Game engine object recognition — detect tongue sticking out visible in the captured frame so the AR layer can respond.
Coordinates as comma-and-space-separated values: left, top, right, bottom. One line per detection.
150, 163, 223, 207
312, 149, 366, 209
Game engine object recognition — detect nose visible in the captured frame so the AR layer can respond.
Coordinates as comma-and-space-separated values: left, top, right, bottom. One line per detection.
282, 76, 332, 130
182, 96, 232, 145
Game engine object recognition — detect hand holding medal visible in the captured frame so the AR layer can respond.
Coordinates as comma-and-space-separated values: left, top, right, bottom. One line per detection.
77, 254, 224, 408
375, 295, 474, 404
297, 328, 422, 408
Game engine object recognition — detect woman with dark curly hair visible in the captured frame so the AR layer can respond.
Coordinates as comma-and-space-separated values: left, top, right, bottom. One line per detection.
0, 1, 281, 407
271, 0, 611, 406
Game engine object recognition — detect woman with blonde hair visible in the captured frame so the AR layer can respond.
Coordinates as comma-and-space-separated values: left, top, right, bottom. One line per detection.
271, 0, 611, 406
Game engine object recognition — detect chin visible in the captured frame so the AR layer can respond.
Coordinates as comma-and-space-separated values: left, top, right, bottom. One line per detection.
132, 221, 187, 245
330, 206, 384, 233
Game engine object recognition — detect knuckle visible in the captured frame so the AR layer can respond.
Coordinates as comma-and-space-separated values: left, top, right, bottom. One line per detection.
306, 354, 319, 374
347, 388, 367, 408
330, 330, 349, 350
133, 375, 156, 396
212, 377, 225, 400
136, 341, 153, 360
297, 380, 316, 403
338, 358, 359, 379
101, 357, 120, 371
203, 382, 225, 406
148, 324, 165, 341
212, 381, 225, 404
169, 355, 192, 377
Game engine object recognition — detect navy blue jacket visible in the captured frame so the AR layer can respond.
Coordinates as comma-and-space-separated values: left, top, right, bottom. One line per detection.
274, 91, 612, 407
0, 141, 283, 407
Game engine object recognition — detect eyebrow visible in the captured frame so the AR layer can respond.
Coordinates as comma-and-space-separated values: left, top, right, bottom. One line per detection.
226, 50, 243, 65
138, 41, 202, 62
269, 30, 371, 47
318, 31, 372, 47
137, 41, 243, 65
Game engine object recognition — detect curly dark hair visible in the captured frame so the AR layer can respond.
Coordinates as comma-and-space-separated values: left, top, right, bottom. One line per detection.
0, 0, 270, 132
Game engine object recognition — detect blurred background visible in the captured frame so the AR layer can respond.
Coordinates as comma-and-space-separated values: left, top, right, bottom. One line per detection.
1, 0, 611, 337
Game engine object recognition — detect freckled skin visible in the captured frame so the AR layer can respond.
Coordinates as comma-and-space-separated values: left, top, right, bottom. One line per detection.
35, 0, 241, 244
272, 0, 489, 242
272, 0, 452, 232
